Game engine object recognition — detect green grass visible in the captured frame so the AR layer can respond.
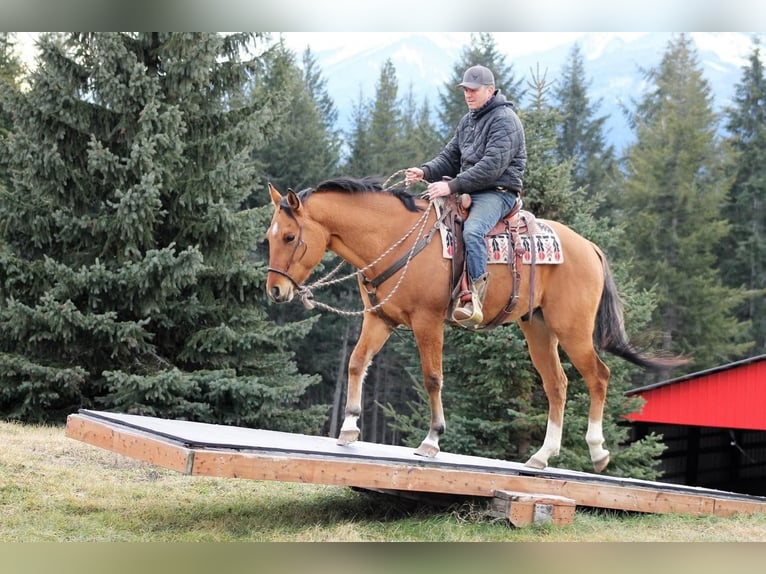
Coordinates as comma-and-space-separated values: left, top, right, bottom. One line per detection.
2, 421, 766, 542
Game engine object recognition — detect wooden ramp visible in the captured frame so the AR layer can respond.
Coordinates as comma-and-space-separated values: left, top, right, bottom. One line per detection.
66, 409, 766, 526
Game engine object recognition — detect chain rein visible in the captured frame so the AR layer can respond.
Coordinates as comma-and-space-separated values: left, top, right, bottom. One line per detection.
298, 169, 433, 316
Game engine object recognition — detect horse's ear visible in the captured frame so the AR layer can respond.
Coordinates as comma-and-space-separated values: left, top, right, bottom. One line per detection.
268, 183, 282, 207
286, 188, 302, 213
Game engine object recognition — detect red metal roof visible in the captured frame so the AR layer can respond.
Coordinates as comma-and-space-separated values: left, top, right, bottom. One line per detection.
625, 354, 766, 431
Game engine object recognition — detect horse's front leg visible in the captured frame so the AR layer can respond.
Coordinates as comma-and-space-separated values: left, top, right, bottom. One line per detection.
411, 318, 446, 457
337, 313, 392, 446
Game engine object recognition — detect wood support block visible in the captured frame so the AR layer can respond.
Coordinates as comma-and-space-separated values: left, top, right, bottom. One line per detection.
489, 490, 576, 527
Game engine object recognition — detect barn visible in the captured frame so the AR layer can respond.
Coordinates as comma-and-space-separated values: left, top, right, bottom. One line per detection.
626, 354, 766, 496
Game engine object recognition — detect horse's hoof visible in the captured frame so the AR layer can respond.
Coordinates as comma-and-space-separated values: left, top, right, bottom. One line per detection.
524, 456, 547, 470
336, 429, 359, 446
592, 453, 610, 473
414, 441, 440, 457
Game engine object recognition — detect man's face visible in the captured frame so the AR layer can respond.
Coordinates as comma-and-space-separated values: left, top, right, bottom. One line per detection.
462, 85, 494, 111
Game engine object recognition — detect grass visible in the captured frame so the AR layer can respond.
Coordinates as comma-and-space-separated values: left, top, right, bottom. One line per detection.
2, 420, 766, 542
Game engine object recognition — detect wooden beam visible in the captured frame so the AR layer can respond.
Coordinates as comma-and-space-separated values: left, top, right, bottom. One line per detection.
187, 448, 762, 517
65, 414, 191, 474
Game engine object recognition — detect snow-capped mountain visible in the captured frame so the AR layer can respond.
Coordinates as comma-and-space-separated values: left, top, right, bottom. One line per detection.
283, 32, 756, 153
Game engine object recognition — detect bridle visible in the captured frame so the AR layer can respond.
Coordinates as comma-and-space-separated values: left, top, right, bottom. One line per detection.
268, 170, 419, 303
266, 223, 307, 291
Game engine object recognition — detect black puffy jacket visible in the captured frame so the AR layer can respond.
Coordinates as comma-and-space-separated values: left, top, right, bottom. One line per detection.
421, 91, 526, 195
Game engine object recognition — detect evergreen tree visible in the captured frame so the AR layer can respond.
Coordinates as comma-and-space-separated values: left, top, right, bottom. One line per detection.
0, 33, 22, 87
522, 66, 579, 219
0, 33, 22, 188
618, 34, 750, 369
554, 43, 619, 210
399, 86, 443, 169
0, 32, 326, 432
255, 39, 341, 195
364, 58, 405, 177
721, 38, 766, 356
342, 88, 373, 176
301, 46, 339, 136
343, 58, 417, 179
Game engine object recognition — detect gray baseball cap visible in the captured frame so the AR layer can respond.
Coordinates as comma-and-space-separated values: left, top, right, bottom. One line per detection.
458, 65, 495, 89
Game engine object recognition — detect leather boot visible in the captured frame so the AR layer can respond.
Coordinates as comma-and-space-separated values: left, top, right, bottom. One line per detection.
452, 273, 489, 327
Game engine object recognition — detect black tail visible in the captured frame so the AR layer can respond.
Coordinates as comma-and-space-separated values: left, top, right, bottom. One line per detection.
593, 248, 690, 372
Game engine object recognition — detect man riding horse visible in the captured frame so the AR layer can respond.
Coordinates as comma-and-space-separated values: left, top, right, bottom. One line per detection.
405, 64, 526, 327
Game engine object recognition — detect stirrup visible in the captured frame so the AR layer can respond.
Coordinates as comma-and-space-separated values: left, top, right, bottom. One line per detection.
452, 300, 477, 323
453, 273, 488, 327
453, 301, 483, 326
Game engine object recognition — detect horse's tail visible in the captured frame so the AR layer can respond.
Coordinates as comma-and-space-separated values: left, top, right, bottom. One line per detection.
593, 247, 690, 372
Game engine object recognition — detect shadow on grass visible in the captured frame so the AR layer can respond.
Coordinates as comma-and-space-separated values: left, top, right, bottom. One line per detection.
111, 485, 503, 541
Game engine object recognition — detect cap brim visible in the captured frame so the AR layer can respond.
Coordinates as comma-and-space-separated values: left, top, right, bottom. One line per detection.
457, 82, 483, 89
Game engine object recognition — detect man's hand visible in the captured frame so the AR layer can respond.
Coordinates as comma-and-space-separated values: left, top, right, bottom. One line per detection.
405, 167, 424, 186
425, 180, 451, 200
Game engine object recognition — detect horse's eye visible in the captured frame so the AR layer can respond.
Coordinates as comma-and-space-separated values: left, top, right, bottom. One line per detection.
284, 233, 296, 244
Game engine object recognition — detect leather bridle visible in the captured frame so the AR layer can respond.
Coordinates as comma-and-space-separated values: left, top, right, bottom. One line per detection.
266, 223, 307, 291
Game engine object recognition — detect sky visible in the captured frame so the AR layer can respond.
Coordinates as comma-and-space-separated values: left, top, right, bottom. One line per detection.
278, 32, 755, 68
13, 32, 757, 73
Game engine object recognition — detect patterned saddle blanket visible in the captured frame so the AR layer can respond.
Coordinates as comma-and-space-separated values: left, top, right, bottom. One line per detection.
435, 201, 564, 265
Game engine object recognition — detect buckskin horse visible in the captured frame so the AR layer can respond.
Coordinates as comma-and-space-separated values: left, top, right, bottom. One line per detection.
265, 176, 685, 472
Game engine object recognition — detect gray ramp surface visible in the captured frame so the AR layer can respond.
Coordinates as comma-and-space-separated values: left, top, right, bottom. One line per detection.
78, 409, 766, 504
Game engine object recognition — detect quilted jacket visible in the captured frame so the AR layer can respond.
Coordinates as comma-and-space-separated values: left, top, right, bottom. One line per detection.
421, 91, 526, 195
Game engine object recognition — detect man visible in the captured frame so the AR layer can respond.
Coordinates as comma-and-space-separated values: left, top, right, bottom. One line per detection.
405, 64, 527, 326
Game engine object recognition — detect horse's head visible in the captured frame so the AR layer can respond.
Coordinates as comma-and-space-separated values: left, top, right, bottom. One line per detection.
266, 183, 329, 303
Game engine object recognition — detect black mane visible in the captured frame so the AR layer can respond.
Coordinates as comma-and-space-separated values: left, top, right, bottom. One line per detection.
313, 176, 421, 212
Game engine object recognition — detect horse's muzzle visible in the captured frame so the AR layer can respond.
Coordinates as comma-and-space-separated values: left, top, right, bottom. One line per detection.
268, 282, 294, 303
266, 267, 301, 303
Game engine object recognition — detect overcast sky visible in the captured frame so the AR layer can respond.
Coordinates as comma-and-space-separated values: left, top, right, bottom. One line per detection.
14, 32, 756, 72
278, 32, 755, 67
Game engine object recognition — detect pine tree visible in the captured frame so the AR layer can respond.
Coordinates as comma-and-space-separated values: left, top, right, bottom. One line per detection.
0, 32, 326, 431
721, 39, 766, 356
343, 58, 420, 179
342, 89, 373, 176
301, 46, 339, 136
256, 39, 341, 194
618, 34, 750, 369
0, 33, 22, 87
554, 43, 619, 210
399, 87, 443, 169
0, 33, 22, 188
522, 66, 579, 220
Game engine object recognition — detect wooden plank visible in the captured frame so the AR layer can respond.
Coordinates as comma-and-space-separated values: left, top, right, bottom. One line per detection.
188, 448, 766, 517
65, 414, 192, 474
64, 411, 766, 519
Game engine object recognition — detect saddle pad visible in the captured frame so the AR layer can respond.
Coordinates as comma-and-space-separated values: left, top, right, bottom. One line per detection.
437, 209, 563, 265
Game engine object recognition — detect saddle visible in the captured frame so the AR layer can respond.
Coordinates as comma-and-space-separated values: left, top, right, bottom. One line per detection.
441, 193, 538, 329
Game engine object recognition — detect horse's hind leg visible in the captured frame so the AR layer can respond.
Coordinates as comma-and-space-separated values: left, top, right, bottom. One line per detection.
518, 317, 568, 470
558, 335, 611, 473
337, 313, 391, 446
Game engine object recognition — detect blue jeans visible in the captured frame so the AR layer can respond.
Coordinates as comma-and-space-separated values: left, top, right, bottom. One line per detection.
463, 191, 517, 281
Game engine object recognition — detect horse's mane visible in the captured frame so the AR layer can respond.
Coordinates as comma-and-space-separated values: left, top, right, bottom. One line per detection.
312, 176, 421, 212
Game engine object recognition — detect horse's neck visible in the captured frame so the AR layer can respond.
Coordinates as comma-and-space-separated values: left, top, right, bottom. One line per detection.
312, 195, 422, 268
